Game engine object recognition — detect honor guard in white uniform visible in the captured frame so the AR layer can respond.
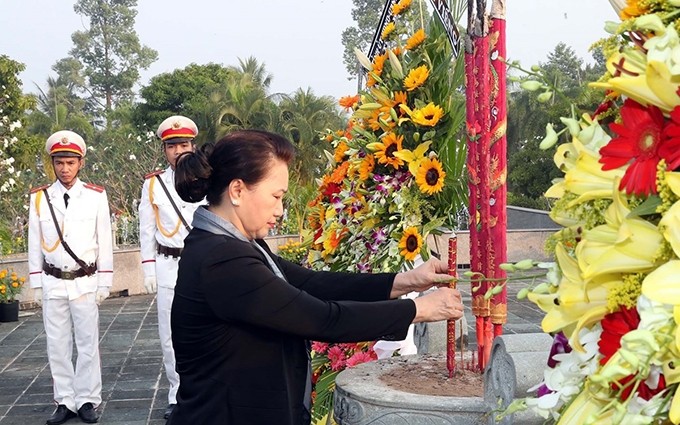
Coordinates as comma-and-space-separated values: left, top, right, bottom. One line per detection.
28, 130, 113, 425
138, 115, 203, 420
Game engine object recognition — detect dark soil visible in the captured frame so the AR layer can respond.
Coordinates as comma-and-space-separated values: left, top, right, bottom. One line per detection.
378, 353, 484, 397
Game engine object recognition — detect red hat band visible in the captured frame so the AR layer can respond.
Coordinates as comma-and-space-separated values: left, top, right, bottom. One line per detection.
161, 127, 196, 141
50, 142, 84, 156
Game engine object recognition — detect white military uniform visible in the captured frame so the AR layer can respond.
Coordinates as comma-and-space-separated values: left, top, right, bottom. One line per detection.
138, 166, 202, 405
27, 178, 113, 413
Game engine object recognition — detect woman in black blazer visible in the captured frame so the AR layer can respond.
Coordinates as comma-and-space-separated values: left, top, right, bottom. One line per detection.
169, 130, 464, 425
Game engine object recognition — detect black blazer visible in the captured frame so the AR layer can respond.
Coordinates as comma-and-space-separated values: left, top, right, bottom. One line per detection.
168, 229, 416, 425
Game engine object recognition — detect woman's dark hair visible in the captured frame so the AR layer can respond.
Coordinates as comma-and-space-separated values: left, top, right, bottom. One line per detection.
175, 130, 295, 205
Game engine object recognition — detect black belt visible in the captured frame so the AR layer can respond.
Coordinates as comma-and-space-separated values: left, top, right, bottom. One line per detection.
43, 261, 96, 280
157, 244, 182, 258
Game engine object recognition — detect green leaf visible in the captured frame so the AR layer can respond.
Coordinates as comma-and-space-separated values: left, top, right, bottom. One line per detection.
627, 195, 662, 218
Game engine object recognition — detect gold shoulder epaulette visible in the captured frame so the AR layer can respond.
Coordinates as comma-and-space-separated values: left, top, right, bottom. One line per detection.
144, 170, 165, 180
29, 184, 50, 194
83, 183, 105, 193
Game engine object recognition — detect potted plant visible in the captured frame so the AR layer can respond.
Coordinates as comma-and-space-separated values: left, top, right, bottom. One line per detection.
0, 268, 25, 322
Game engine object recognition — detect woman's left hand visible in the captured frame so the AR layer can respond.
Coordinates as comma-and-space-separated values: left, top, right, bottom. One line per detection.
391, 258, 453, 298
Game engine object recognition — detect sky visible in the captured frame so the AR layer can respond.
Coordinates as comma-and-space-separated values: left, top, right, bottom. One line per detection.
0, 0, 619, 101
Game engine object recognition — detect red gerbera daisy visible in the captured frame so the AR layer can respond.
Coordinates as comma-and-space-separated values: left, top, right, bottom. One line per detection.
599, 99, 680, 196
597, 306, 666, 401
598, 306, 640, 366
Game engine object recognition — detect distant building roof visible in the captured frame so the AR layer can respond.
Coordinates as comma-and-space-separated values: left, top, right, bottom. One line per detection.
507, 205, 560, 230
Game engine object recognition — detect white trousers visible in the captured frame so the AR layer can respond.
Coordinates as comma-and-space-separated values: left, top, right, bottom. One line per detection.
43, 292, 101, 412
157, 285, 179, 404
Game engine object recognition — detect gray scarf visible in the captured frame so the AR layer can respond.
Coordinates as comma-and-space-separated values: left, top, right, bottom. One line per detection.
192, 206, 287, 282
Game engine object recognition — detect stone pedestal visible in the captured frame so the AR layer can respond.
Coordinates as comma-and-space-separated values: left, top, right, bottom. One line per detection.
334, 354, 488, 425
484, 333, 552, 424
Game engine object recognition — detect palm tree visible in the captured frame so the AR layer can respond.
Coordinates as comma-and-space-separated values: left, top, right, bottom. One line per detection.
229, 56, 274, 91
28, 75, 94, 141
190, 71, 279, 143
278, 88, 344, 185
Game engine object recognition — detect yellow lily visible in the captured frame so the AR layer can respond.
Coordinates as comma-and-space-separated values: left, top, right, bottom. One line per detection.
666, 171, 680, 197
591, 50, 680, 114
563, 152, 623, 202
672, 388, 680, 424
646, 60, 680, 110
556, 387, 610, 425
392, 141, 432, 176
546, 136, 622, 204
660, 200, 680, 257
528, 243, 615, 340
642, 260, 680, 304
545, 179, 566, 199
579, 187, 663, 280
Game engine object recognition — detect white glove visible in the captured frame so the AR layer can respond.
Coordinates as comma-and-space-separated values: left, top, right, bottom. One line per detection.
96, 288, 110, 305
33, 288, 43, 307
144, 276, 157, 294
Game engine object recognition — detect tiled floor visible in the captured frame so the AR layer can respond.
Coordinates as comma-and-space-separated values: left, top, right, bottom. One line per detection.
0, 295, 168, 425
0, 276, 547, 425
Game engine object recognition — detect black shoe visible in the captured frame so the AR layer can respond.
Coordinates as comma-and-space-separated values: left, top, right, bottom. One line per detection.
77, 403, 99, 424
164, 403, 176, 419
46, 404, 77, 425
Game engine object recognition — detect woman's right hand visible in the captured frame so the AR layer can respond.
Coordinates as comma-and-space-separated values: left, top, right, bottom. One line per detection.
412, 287, 464, 323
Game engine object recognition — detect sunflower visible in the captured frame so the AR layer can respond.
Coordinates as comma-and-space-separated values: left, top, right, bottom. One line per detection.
404, 65, 429, 91
399, 227, 423, 260
334, 141, 349, 162
405, 28, 426, 50
373, 132, 405, 169
381, 22, 396, 40
367, 109, 382, 131
392, 0, 411, 15
411, 103, 444, 126
393, 91, 408, 115
416, 157, 446, 194
359, 154, 375, 181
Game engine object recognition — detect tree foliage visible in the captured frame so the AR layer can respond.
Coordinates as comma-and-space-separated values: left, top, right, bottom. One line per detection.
134, 63, 235, 134
341, 0, 430, 78
0, 56, 42, 253
506, 43, 606, 209
70, 0, 157, 113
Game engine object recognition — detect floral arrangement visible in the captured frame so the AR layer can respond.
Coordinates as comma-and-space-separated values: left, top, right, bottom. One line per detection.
310, 341, 377, 422
506, 1, 680, 423
304, 0, 466, 422
0, 268, 25, 303
306, 0, 465, 274
276, 240, 308, 265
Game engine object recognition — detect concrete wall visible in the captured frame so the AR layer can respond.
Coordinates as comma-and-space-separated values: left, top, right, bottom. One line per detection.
1, 235, 300, 309
426, 229, 555, 266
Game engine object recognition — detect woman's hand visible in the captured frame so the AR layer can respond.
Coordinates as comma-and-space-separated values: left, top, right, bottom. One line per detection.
391, 258, 453, 298
412, 287, 464, 323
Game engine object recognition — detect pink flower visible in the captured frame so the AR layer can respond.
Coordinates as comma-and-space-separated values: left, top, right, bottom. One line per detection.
311, 341, 329, 354
327, 346, 346, 371
346, 351, 377, 367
